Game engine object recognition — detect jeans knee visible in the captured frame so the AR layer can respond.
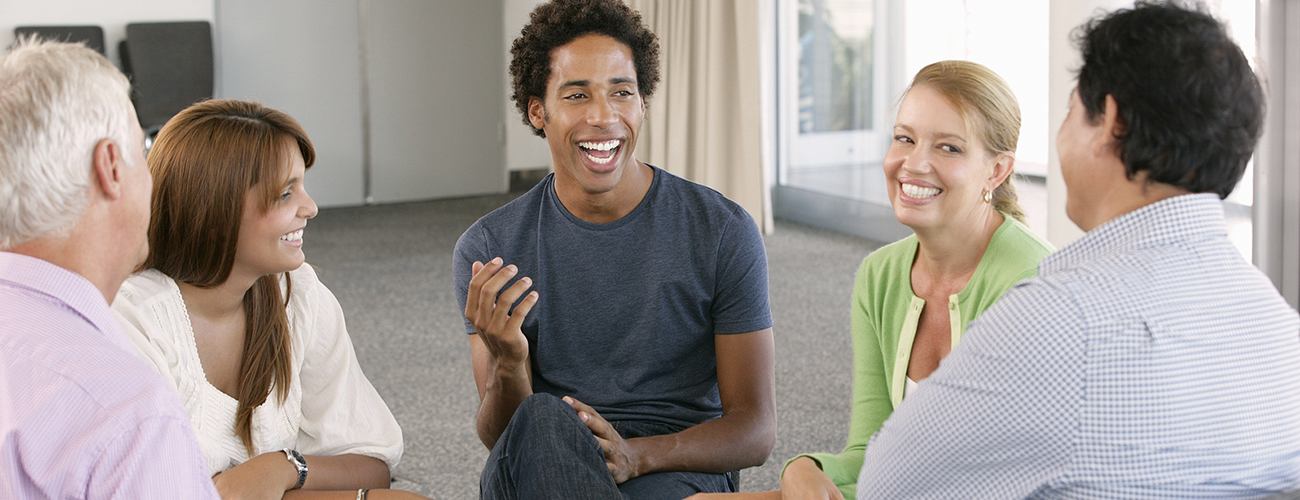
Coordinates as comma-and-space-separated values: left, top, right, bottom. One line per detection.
508, 393, 583, 437
487, 394, 619, 498
497, 393, 591, 458
516, 393, 569, 418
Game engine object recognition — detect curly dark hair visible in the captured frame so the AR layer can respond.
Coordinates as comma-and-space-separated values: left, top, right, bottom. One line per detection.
1073, 0, 1264, 199
509, 0, 660, 137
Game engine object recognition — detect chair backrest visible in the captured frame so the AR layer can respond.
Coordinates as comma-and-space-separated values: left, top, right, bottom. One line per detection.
118, 40, 134, 78
13, 25, 106, 55
122, 21, 214, 130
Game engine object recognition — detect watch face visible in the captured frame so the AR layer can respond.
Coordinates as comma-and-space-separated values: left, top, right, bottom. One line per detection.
284, 449, 306, 466
283, 449, 308, 489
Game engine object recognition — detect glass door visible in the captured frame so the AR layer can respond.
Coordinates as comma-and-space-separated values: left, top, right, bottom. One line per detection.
773, 0, 908, 242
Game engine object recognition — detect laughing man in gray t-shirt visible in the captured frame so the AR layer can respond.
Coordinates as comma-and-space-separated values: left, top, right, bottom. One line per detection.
451, 1, 775, 498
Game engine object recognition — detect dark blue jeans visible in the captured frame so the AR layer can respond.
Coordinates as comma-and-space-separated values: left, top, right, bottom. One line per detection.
480, 393, 737, 499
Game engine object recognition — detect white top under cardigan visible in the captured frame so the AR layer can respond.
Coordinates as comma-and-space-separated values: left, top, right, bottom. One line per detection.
111, 263, 403, 475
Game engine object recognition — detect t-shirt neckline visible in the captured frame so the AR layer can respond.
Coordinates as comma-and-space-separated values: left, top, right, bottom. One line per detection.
548, 164, 662, 231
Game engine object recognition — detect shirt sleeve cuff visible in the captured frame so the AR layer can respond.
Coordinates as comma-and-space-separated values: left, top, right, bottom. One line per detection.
780, 453, 824, 478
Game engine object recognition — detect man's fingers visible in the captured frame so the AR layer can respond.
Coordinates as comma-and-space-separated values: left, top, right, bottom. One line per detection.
491, 277, 534, 325
478, 264, 518, 310
564, 395, 594, 416
504, 291, 540, 332
468, 258, 502, 294
594, 434, 614, 454
465, 257, 502, 318
592, 435, 621, 476
475, 263, 518, 328
564, 396, 617, 439
582, 412, 614, 439
464, 260, 482, 317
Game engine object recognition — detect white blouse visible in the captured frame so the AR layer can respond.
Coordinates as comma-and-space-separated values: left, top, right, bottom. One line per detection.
112, 263, 403, 475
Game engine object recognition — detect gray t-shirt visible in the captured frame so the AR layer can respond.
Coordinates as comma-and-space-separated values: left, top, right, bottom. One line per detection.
452, 167, 772, 428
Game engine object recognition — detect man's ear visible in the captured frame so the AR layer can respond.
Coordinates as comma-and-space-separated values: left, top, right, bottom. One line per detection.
527, 97, 546, 131
91, 138, 124, 200
1094, 94, 1127, 154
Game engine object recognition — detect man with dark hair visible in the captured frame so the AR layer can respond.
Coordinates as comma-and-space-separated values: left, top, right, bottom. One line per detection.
854, 2, 1300, 497
452, 0, 776, 497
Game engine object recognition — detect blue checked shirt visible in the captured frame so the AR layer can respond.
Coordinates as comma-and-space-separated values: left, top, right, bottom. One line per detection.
856, 194, 1300, 499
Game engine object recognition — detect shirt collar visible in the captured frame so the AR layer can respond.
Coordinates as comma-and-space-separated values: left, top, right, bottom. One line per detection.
0, 251, 121, 340
1040, 193, 1227, 274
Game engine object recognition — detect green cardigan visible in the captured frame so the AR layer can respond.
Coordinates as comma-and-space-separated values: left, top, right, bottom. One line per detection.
788, 215, 1053, 499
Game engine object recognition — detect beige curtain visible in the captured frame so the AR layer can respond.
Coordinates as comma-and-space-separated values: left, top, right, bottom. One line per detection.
628, 0, 772, 233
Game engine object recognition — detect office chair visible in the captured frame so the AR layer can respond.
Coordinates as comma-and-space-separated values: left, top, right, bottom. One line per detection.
121, 21, 214, 139
13, 25, 107, 55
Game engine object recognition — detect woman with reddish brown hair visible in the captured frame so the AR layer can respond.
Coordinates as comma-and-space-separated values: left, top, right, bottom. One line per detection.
112, 99, 420, 499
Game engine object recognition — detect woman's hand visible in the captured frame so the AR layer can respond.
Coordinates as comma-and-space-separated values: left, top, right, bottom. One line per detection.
212, 451, 298, 500
779, 457, 844, 500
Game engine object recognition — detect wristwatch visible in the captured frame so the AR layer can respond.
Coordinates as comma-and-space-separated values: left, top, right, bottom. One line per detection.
282, 449, 308, 490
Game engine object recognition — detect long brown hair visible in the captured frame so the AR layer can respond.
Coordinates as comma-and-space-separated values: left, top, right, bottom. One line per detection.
906, 60, 1025, 222
144, 99, 315, 454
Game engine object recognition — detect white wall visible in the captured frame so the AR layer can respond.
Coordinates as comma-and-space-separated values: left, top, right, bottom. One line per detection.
216, 0, 366, 207
0, 0, 213, 69
365, 0, 505, 202
10, 0, 511, 207
1046, 0, 1132, 247
224, 0, 514, 204
901, 0, 1049, 176
1255, 0, 1300, 306
503, 0, 552, 172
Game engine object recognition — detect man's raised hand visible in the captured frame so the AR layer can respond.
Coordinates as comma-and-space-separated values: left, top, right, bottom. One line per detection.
466, 258, 537, 367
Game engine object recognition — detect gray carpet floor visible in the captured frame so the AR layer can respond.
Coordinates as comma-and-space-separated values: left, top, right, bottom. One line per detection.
305, 191, 881, 498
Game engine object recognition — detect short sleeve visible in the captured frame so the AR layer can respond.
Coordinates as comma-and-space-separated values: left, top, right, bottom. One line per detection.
293, 266, 404, 471
711, 210, 772, 334
452, 223, 492, 334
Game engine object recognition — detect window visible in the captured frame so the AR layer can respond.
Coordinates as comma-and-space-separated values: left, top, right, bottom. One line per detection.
773, 0, 1259, 258
781, 0, 888, 203
1215, 0, 1257, 261
773, 0, 905, 241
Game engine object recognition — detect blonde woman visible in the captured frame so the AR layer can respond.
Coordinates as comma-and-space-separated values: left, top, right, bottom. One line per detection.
698, 61, 1052, 500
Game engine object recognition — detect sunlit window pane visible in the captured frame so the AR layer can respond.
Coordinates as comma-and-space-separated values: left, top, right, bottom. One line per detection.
798, 0, 874, 133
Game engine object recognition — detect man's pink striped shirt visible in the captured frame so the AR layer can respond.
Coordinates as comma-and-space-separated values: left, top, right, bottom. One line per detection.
0, 252, 217, 499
